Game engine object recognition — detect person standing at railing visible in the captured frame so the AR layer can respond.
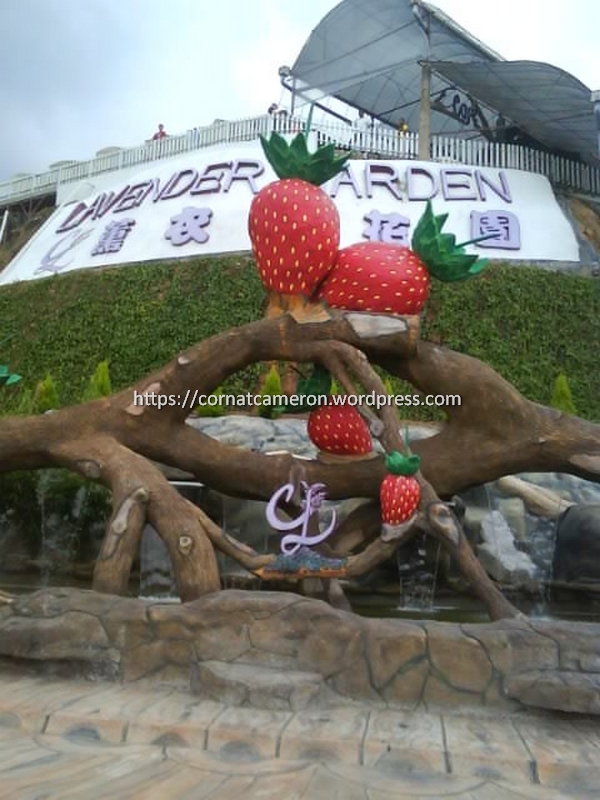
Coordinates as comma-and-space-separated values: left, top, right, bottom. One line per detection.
275, 108, 289, 133
353, 110, 370, 152
268, 104, 282, 132
397, 117, 410, 158
495, 114, 507, 144
268, 104, 302, 135
152, 124, 168, 140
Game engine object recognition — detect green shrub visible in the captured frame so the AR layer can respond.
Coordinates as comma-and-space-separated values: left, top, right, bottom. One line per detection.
414, 265, 600, 421
14, 386, 35, 416
259, 364, 283, 419
33, 374, 60, 413
82, 359, 112, 401
194, 386, 227, 417
550, 372, 578, 415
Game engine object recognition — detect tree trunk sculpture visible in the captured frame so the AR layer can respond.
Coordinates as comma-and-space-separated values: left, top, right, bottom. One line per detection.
1, 307, 599, 620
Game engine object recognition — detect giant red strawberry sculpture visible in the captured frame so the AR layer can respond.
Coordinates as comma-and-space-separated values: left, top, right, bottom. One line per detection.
316, 202, 487, 316
249, 132, 347, 317
249, 130, 487, 321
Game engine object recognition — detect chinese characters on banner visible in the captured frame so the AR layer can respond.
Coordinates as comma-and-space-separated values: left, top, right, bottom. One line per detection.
38, 207, 214, 275
470, 211, 521, 250
39, 205, 522, 276
363, 209, 520, 250
363, 210, 410, 244
91, 219, 136, 255
164, 207, 212, 245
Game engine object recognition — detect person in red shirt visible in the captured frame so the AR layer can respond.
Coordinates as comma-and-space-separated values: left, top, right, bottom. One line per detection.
152, 124, 167, 140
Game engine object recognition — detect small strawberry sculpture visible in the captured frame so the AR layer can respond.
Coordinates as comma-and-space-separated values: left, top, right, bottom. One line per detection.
269, 363, 373, 462
294, 365, 374, 460
248, 132, 348, 307
380, 449, 422, 540
316, 201, 487, 316
308, 400, 373, 459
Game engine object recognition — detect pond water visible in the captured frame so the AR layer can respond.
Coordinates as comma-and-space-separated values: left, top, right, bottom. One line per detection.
349, 590, 600, 624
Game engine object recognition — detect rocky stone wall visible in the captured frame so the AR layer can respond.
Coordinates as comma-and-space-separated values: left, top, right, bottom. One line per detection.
0, 588, 598, 716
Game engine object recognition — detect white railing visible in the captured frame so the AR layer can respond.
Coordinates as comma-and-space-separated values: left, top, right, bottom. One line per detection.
1, 114, 599, 206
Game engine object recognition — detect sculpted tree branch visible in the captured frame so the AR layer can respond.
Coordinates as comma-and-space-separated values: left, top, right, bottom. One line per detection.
382, 341, 600, 492
51, 436, 220, 600
1, 307, 598, 619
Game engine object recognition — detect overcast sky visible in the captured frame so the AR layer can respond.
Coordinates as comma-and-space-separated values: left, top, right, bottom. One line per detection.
1, 0, 597, 182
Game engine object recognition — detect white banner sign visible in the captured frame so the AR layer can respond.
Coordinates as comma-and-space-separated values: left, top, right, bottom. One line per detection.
0, 140, 579, 286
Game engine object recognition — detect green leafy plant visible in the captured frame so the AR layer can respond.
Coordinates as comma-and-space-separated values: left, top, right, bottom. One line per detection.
33, 374, 60, 413
15, 386, 34, 416
0, 334, 21, 389
194, 386, 227, 417
550, 372, 578, 416
383, 377, 395, 396
82, 359, 112, 402
0, 363, 21, 388
259, 364, 283, 419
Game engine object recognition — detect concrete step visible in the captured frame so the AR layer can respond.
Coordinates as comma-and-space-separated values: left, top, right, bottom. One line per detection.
190, 660, 342, 711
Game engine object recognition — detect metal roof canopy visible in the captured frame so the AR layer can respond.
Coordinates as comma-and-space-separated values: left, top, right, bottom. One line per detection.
428, 60, 597, 158
290, 0, 597, 163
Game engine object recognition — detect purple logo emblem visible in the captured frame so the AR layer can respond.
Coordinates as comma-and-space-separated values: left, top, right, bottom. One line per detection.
37, 228, 93, 274
266, 481, 337, 555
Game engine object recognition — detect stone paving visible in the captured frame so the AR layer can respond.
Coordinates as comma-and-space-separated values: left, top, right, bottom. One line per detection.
0, 673, 599, 798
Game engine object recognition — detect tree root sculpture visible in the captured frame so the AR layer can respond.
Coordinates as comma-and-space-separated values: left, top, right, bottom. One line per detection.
1, 309, 599, 619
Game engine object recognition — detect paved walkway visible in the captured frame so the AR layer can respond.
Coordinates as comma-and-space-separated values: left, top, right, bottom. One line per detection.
0, 672, 599, 798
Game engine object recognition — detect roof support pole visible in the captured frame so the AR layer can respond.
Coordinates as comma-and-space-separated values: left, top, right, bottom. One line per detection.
592, 90, 600, 158
418, 62, 431, 161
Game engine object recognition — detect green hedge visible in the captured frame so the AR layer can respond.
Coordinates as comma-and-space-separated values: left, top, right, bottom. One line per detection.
421, 266, 600, 420
0, 256, 266, 411
0, 257, 598, 419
